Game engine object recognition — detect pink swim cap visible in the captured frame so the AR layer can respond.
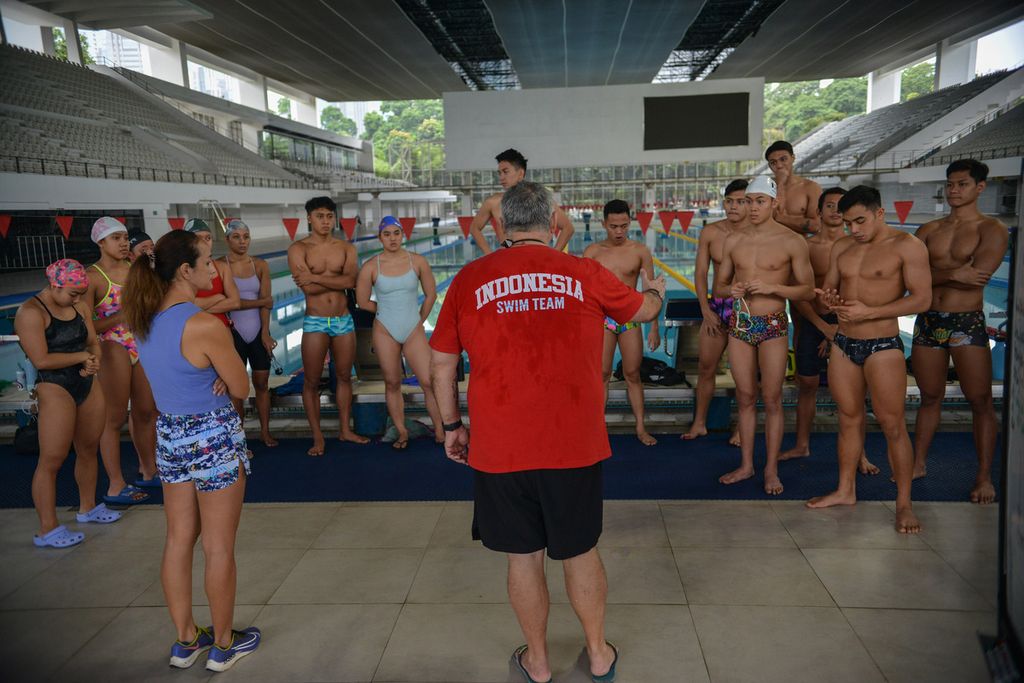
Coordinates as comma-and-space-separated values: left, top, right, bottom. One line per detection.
45, 259, 89, 289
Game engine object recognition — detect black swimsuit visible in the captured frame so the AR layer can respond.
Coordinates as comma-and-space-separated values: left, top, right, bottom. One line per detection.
32, 296, 93, 405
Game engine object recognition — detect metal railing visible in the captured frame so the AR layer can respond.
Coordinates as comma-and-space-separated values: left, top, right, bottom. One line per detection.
0, 154, 325, 189
0, 235, 66, 269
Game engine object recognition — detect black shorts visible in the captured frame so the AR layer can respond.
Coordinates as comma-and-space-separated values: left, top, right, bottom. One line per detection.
232, 328, 271, 372
795, 312, 837, 377
472, 462, 603, 560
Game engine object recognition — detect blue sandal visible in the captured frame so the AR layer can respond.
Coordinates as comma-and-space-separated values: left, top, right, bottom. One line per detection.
133, 475, 161, 489
592, 642, 619, 683
103, 485, 150, 506
511, 645, 552, 683
76, 503, 122, 524
33, 525, 85, 548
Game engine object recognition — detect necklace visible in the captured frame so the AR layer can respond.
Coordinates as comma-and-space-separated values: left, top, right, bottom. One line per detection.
502, 238, 547, 248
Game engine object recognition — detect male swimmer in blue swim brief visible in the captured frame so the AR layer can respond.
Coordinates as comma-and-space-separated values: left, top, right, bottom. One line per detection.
287, 196, 369, 455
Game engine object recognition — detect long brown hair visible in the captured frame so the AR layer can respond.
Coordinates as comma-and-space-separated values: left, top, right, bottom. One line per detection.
124, 230, 200, 340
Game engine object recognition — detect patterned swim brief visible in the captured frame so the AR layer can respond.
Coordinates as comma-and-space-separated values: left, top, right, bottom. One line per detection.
707, 296, 734, 327
729, 304, 788, 347
912, 310, 988, 349
156, 404, 250, 492
303, 314, 354, 337
604, 317, 640, 335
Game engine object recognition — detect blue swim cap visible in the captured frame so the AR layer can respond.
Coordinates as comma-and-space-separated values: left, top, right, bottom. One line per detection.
378, 215, 401, 232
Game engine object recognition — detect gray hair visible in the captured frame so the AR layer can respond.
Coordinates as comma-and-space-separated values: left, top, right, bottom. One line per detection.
501, 181, 552, 234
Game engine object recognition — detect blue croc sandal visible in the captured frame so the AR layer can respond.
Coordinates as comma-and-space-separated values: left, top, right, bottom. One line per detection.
103, 485, 150, 506
134, 475, 161, 489
511, 645, 552, 683
76, 503, 122, 524
33, 525, 85, 548
591, 642, 619, 683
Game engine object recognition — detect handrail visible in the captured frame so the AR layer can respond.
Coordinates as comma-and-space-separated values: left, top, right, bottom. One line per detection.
652, 257, 696, 294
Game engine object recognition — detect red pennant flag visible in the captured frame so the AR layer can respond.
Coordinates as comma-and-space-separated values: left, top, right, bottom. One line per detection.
658, 211, 675, 234
114, 216, 126, 224
488, 215, 501, 232
168, 216, 185, 230
636, 211, 654, 235
893, 201, 914, 225
0, 214, 10, 238
55, 215, 73, 239
282, 217, 300, 240
339, 218, 357, 240
676, 211, 694, 234
457, 216, 474, 239
398, 217, 416, 240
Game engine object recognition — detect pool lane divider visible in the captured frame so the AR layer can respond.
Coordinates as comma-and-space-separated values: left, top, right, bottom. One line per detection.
653, 256, 697, 295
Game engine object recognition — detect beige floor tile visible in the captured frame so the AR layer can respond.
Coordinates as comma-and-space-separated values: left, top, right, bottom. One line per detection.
428, 502, 477, 547
75, 507, 169, 552
269, 548, 422, 604
0, 607, 121, 682
0, 547, 70, 601
407, 546, 509, 604
0, 507, 92, 550
771, 500, 929, 549
593, 604, 710, 683
50, 604, 261, 682
803, 548, 990, 610
216, 604, 400, 682
661, 501, 795, 548
914, 502, 999, 554
313, 504, 442, 548
235, 505, 338, 550
132, 548, 306, 606
547, 547, 686, 605
0, 549, 161, 609
936, 549, 999, 608
690, 604, 883, 683
844, 608, 995, 683
674, 546, 834, 606
599, 501, 669, 547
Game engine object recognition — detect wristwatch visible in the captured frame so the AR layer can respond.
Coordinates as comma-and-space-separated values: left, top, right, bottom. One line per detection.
442, 420, 465, 432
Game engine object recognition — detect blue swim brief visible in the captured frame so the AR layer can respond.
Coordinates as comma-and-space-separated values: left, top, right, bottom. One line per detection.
303, 314, 354, 337
156, 404, 250, 492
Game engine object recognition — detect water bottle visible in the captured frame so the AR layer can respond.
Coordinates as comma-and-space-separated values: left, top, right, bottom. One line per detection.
19, 359, 37, 391
14, 368, 25, 391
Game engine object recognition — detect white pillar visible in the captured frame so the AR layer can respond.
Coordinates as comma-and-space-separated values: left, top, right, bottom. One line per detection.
935, 39, 977, 90
148, 38, 187, 87
370, 192, 382, 227
61, 19, 81, 64
293, 96, 317, 127
39, 25, 54, 55
867, 69, 901, 112
461, 191, 473, 215
238, 74, 267, 111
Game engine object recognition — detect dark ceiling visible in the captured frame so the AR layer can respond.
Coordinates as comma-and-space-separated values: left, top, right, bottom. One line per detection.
19, 0, 1024, 99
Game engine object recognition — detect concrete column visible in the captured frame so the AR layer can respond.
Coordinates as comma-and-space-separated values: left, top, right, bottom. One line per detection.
370, 192, 382, 227
461, 191, 473, 216
148, 38, 187, 87
935, 39, 977, 90
60, 19, 81, 64
867, 69, 901, 112
39, 25, 54, 55
293, 96, 317, 127
238, 74, 267, 111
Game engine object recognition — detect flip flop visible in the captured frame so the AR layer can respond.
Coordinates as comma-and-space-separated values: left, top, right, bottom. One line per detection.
591, 642, 619, 683
103, 485, 150, 506
33, 525, 84, 548
133, 475, 161, 489
76, 503, 122, 524
391, 439, 408, 450
511, 645, 552, 683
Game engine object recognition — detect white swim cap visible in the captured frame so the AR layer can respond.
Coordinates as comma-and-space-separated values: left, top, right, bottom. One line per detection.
746, 175, 777, 199
91, 216, 128, 243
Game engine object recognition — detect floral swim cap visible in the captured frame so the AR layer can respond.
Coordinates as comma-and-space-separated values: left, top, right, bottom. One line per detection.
45, 258, 89, 289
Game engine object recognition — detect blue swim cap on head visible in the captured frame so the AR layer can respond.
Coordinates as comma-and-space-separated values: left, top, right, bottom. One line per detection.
378, 215, 401, 232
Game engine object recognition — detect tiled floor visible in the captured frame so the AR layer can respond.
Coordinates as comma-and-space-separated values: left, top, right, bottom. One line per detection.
0, 500, 997, 682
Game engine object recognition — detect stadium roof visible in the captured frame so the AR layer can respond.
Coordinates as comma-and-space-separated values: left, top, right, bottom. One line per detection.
22, 0, 1024, 99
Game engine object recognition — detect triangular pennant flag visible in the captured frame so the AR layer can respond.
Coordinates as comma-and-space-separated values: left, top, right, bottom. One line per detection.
339, 217, 357, 240
676, 210, 694, 234
55, 215, 73, 239
488, 215, 501, 232
636, 211, 654, 235
168, 216, 185, 230
282, 217, 300, 240
398, 217, 416, 240
893, 201, 913, 225
0, 214, 10, 239
114, 216, 126, 224
457, 216, 474, 239
658, 211, 675, 234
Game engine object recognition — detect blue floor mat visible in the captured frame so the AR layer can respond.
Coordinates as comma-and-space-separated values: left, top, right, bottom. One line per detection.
0, 431, 999, 508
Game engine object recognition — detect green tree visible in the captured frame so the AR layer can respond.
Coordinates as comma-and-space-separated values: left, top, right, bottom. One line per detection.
275, 96, 292, 119
360, 100, 445, 175
901, 61, 935, 101
52, 28, 94, 65
763, 76, 866, 143
320, 105, 357, 136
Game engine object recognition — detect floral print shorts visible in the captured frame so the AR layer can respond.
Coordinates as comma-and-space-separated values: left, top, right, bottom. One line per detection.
156, 404, 250, 492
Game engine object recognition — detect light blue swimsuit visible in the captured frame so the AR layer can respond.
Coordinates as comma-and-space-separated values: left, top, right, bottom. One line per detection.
373, 254, 422, 344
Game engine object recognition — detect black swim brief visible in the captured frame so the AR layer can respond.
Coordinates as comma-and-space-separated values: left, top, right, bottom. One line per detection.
834, 333, 904, 367
912, 310, 988, 349
795, 313, 837, 377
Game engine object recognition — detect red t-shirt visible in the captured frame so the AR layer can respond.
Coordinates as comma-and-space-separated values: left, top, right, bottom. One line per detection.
429, 245, 644, 473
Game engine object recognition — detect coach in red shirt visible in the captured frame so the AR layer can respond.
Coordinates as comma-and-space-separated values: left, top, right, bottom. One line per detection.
430, 181, 665, 683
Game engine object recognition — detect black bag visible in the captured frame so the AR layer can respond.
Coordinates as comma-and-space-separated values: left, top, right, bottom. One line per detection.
14, 415, 39, 455
614, 356, 690, 387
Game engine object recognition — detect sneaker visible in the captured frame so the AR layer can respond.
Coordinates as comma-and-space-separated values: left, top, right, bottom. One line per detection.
169, 625, 214, 668
205, 627, 261, 672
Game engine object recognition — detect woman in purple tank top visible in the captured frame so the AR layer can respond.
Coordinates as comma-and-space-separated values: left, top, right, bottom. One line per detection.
222, 219, 277, 447
124, 231, 261, 672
